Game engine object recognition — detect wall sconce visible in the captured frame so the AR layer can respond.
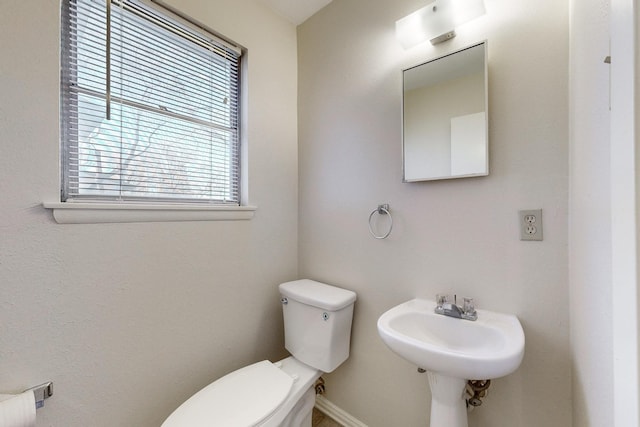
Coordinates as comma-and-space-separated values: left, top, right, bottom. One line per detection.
396, 0, 486, 48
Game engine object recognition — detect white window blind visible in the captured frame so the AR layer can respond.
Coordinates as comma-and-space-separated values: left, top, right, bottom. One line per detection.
61, 0, 242, 205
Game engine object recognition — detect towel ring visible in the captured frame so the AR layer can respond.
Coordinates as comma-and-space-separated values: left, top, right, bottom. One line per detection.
368, 204, 393, 239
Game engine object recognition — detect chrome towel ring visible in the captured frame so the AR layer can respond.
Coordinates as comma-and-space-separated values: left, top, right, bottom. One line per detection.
368, 204, 393, 239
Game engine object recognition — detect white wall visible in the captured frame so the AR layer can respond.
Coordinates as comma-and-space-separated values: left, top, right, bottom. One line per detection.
568, 0, 613, 425
0, 1, 297, 426
297, 0, 570, 426
609, 0, 640, 424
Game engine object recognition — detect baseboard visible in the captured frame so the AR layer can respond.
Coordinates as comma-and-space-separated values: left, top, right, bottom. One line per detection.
314, 395, 368, 427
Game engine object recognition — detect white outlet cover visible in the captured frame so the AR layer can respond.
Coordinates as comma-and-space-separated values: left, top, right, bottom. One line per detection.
519, 209, 543, 241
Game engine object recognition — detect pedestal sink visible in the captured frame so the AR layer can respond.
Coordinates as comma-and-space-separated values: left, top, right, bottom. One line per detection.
377, 298, 525, 427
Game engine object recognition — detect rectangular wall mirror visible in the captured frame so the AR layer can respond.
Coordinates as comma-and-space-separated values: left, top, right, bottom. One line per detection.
402, 41, 488, 182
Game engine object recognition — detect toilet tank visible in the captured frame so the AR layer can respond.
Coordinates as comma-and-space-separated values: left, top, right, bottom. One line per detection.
279, 279, 357, 373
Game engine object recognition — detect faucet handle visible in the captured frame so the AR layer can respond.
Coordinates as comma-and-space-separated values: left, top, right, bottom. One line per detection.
462, 297, 477, 320
436, 294, 449, 308
463, 297, 475, 313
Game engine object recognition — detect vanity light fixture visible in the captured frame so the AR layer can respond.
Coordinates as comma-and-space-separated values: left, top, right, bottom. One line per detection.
396, 0, 486, 48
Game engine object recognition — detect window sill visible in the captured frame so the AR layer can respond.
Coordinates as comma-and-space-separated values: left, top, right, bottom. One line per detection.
42, 202, 257, 224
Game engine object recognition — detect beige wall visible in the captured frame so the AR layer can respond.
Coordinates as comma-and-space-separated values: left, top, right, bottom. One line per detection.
0, 1, 297, 426
298, 0, 570, 426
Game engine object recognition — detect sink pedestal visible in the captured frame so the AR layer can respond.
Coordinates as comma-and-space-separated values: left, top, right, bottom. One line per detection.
427, 372, 468, 427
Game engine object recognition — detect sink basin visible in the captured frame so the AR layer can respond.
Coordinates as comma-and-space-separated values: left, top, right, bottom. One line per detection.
377, 298, 525, 380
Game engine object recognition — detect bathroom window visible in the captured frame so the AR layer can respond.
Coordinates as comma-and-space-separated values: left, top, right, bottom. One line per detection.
60, 0, 242, 206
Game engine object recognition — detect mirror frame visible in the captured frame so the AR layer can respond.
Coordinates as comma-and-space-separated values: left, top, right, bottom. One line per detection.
402, 40, 489, 182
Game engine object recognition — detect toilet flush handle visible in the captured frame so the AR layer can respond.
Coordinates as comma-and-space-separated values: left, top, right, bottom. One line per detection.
281, 297, 288, 305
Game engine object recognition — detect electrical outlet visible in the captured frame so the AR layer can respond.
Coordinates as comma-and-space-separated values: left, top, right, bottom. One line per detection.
519, 209, 543, 241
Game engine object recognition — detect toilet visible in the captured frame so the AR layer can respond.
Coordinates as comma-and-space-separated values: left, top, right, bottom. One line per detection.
162, 279, 357, 427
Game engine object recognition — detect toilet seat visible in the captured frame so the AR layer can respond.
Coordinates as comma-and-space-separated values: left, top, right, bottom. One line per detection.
162, 361, 294, 427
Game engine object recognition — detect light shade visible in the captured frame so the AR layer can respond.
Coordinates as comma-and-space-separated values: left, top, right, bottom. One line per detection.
396, 0, 486, 48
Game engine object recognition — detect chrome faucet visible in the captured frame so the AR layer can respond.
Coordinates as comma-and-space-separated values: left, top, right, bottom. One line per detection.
435, 294, 477, 321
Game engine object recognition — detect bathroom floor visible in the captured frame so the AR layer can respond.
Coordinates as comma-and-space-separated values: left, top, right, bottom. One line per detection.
312, 408, 342, 427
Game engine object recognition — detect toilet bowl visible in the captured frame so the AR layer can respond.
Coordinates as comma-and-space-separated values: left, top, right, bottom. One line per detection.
161, 279, 357, 427
161, 357, 319, 427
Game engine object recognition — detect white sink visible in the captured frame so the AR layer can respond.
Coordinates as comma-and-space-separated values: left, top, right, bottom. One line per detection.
377, 298, 525, 380
377, 298, 525, 427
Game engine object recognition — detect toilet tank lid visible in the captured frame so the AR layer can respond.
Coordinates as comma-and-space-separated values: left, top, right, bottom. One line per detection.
279, 279, 357, 311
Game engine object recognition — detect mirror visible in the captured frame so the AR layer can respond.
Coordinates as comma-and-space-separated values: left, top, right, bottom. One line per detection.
402, 41, 488, 182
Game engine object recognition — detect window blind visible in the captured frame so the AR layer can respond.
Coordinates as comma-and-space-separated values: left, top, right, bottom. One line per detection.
61, 0, 241, 205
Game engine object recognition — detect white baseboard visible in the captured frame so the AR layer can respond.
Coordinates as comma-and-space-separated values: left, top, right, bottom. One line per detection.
314, 395, 368, 427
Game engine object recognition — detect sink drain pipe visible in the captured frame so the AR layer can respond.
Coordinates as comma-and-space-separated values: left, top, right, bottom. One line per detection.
465, 379, 491, 411
417, 368, 491, 412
